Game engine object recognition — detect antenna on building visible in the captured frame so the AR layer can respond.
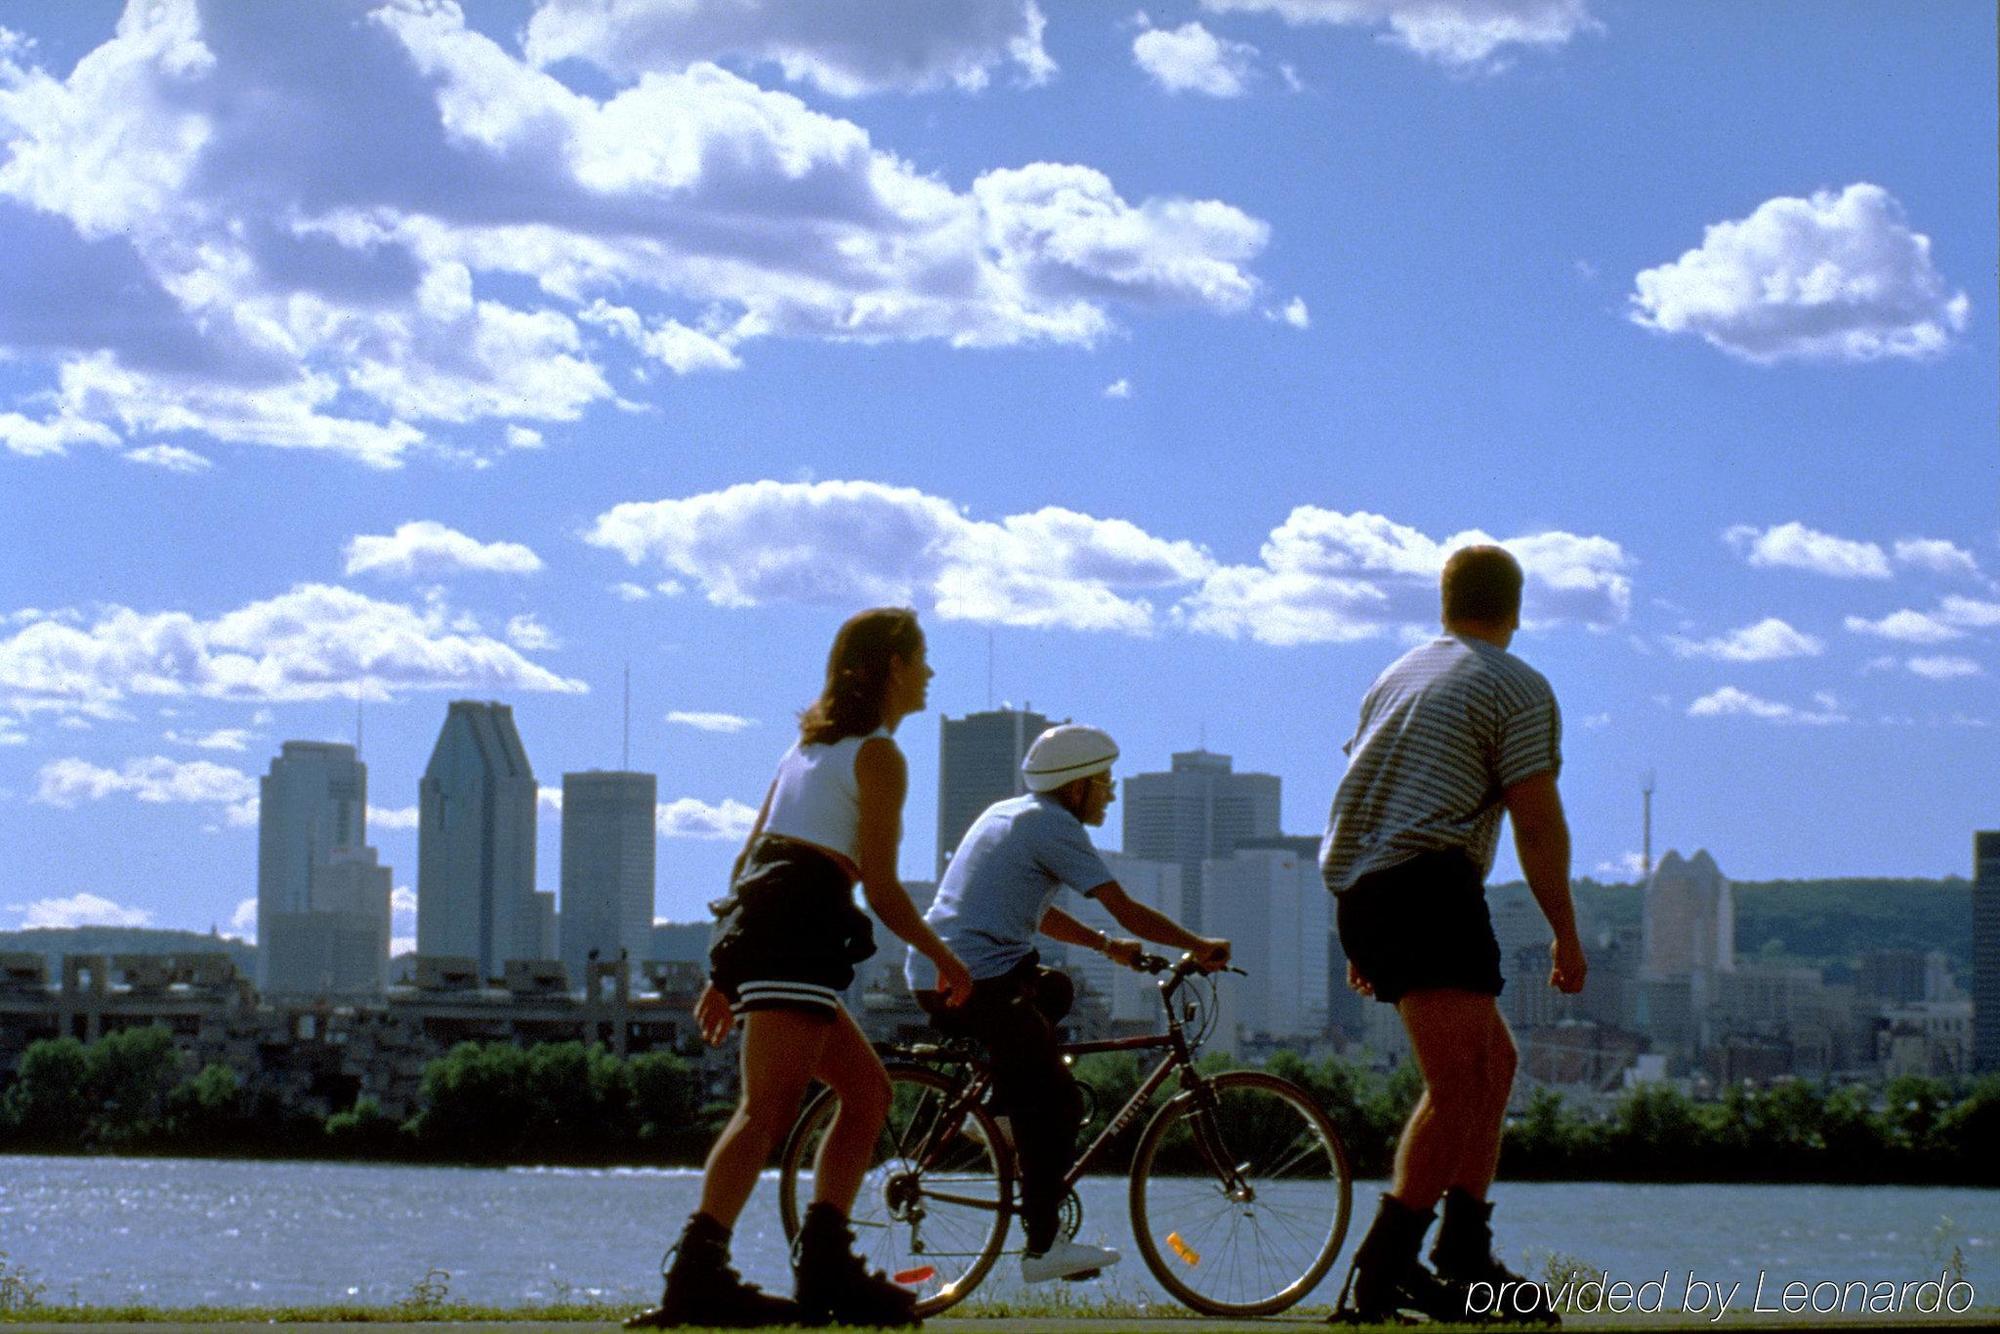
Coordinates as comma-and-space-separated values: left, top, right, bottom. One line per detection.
622, 662, 631, 770
1641, 770, 1656, 880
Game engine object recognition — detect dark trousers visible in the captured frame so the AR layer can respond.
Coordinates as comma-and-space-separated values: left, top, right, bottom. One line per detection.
918, 958, 1080, 1253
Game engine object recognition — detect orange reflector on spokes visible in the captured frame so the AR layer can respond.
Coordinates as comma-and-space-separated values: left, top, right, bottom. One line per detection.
1166, 1231, 1200, 1267
894, 1267, 937, 1286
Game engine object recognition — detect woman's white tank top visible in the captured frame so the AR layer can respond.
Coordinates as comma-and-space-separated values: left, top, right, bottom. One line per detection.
761, 727, 893, 866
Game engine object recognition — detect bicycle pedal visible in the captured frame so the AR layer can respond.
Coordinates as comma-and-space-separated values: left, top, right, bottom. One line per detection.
1059, 1269, 1102, 1282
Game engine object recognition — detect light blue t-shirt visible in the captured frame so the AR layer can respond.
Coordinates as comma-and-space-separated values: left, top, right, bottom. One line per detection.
906, 793, 1116, 989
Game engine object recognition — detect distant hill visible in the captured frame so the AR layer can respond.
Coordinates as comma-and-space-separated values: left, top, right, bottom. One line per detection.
0, 926, 256, 978
1494, 876, 1972, 972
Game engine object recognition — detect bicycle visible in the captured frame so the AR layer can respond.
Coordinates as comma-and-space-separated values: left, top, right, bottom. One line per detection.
776, 952, 1352, 1317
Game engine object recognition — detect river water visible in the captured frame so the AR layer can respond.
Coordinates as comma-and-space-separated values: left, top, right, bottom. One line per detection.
0, 1156, 1992, 1312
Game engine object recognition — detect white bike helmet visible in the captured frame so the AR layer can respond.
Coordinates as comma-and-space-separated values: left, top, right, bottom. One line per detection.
1021, 724, 1119, 793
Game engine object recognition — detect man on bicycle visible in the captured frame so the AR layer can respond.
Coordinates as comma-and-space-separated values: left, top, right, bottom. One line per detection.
908, 724, 1231, 1284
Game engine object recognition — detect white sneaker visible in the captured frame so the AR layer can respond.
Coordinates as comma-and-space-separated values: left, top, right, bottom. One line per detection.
1020, 1239, 1121, 1284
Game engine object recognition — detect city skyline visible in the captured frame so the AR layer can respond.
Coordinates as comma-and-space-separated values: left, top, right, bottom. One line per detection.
1, 3, 1994, 943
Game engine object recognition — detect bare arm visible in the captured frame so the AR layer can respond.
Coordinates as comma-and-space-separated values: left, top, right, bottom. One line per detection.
697, 778, 781, 1044
1502, 770, 1586, 994
1092, 882, 1230, 969
855, 737, 970, 1004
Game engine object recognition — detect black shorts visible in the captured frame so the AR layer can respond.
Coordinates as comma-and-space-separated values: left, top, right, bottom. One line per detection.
708, 835, 877, 1015
1336, 850, 1504, 1005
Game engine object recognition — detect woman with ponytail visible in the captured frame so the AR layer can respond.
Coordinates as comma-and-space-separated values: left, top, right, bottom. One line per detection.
631, 608, 972, 1330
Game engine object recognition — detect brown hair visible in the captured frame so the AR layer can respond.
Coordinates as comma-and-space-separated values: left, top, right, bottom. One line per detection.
1441, 545, 1524, 625
798, 607, 924, 745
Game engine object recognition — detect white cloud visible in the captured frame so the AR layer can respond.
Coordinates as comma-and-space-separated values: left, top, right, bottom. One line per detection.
7, 891, 152, 929
1686, 686, 1846, 725
588, 479, 1213, 634
0, 583, 585, 712
1199, 0, 1597, 68
163, 726, 255, 751
34, 755, 261, 824
0, 4, 1261, 464
1724, 522, 1890, 579
344, 521, 543, 579
665, 711, 756, 733
391, 935, 416, 957
1596, 851, 1646, 879
369, 805, 420, 831
227, 896, 256, 941
1274, 296, 1309, 329
1178, 510, 1630, 645
0, 411, 119, 458
1939, 595, 2000, 628
1907, 655, 1982, 681
657, 796, 758, 840
123, 443, 212, 473
1893, 537, 1982, 579
391, 884, 417, 925
590, 486, 1629, 646
524, 0, 1056, 96
1133, 21, 1258, 97
1631, 184, 1970, 364
505, 424, 544, 450
538, 785, 564, 813
505, 613, 560, 651
611, 581, 652, 602
1667, 617, 1822, 662
578, 300, 742, 375
1103, 377, 1133, 399
1843, 610, 1964, 645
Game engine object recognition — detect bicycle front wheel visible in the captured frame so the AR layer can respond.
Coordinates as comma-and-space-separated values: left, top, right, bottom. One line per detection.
1128, 1070, 1351, 1316
778, 1064, 1013, 1316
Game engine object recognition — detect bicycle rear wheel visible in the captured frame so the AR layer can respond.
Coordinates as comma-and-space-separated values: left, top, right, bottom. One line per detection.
778, 1063, 1014, 1316
1128, 1070, 1351, 1316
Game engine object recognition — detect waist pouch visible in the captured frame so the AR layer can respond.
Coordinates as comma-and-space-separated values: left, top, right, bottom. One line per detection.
709, 836, 877, 971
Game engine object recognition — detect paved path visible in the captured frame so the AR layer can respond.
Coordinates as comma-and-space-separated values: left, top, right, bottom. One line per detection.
3, 1316, 1993, 1332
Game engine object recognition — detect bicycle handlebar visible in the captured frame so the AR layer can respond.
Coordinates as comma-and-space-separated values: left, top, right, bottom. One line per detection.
1133, 950, 1247, 979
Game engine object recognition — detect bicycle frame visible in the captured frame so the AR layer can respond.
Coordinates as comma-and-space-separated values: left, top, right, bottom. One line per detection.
900, 961, 1243, 1213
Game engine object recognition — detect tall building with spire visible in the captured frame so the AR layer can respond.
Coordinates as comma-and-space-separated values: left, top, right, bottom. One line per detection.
417, 701, 540, 980
935, 706, 1053, 877
257, 741, 390, 995
1121, 750, 1280, 932
559, 770, 657, 989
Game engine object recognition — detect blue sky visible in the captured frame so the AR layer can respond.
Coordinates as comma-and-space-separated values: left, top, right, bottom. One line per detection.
1, 0, 1994, 951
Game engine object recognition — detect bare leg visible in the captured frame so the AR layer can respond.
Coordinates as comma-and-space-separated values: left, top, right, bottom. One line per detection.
807, 1006, 892, 1212
1389, 989, 1507, 1211
698, 1008, 834, 1226
1450, 1006, 1518, 1200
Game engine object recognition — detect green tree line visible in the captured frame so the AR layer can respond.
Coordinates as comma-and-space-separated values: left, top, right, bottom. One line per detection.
4, 1027, 1996, 1181
1071, 1050, 1997, 1186
0, 1029, 716, 1164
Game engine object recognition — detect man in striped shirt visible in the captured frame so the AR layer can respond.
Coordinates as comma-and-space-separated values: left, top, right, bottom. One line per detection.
1323, 544, 1587, 1326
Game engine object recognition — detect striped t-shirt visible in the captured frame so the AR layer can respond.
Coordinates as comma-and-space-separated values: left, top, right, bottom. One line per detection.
1320, 635, 1561, 894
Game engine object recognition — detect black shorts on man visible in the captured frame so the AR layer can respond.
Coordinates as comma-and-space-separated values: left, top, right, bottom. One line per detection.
1335, 849, 1504, 1005
708, 835, 876, 1014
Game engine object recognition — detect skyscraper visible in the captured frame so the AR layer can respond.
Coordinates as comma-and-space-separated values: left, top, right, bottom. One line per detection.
559, 770, 657, 988
935, 706, 1053, 877
417, 701, 540, 980
1975, 831, 2000, 1073
1121, 750, 1280, 932
1204, 845, 1330, 1040
257, 741, 389, 995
